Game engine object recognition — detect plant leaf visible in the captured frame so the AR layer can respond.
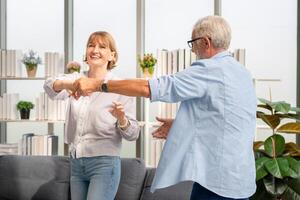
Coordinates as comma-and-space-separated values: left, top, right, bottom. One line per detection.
285, 143, 300, 154
258, 104, 273, 112
282, 177, 300, 200
271, 101, 291, 114
265, 158, 289, 179
276, 113, 300, 121
264, 134, 285, 157
277, 123, 300, 134
250, 179, 277, 200
263, 176, 288, 196
254, 141, 264, 150
286, 157, 300, 178
258, 114, 280, 130
290, 107, 300, 112
258, 98, 272, 105
256, 157, 271, 181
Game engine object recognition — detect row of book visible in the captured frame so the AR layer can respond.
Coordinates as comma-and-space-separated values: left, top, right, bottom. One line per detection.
0, 93, 19, 120
0, 49, 23, 77
35, 92, 68, 121
0, 134, 59, 156
0, 143, 19, 155
0, 49, 64, 78
0, 92, 68, 120
44, 52, 65, 77
231, 48, 246, 65
22, 133, 58, 156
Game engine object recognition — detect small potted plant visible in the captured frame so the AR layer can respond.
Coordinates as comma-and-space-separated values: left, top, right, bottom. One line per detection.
138, 53, 157, 78
16, 101, 34, 119
21, 50, 42, 77
66, 61, 81, 73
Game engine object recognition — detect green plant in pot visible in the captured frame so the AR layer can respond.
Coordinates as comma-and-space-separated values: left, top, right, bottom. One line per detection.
138, 53, 157, 78
17, 101, 34, 119
251, 98, 300, 200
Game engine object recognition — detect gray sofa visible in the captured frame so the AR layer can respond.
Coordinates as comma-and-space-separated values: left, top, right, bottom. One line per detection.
0, 155, 193, 200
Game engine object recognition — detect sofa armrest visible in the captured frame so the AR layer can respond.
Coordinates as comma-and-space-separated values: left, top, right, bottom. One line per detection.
0, 155, 70, 200
140, 168, 194, 200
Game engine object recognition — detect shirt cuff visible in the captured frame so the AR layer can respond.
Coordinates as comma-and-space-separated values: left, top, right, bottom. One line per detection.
148, 78, 159, 102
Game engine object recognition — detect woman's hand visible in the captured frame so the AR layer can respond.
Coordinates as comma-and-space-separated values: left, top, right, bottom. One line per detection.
109, 101, 128, 126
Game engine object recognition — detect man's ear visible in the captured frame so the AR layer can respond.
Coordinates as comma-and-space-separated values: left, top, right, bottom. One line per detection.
204, 37, 211, 49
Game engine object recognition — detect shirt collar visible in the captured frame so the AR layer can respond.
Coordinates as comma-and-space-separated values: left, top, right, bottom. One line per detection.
211, 50, 231, 59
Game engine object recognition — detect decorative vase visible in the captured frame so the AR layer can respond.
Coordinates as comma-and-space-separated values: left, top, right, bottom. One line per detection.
20, 109, 30, 119
26, 65, 37, 77
142, 68, 154, 78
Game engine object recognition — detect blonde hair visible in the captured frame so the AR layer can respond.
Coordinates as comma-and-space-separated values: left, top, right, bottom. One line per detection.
85, 31, 118, 70
193, 16, 231, 50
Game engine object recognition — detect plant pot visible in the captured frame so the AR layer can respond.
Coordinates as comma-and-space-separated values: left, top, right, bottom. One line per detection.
26, 65, 37, 77
142, 68, 154, 78
20, 109, 30, 119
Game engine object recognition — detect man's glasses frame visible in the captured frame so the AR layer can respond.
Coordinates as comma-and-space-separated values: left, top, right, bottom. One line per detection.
187, 37, 211, 48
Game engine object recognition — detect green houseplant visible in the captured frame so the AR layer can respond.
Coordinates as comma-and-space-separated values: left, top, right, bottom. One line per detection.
17, 101, 34, 119
251, 98, 300, 200
138, 53, 157, 78
21, 50, 42, 77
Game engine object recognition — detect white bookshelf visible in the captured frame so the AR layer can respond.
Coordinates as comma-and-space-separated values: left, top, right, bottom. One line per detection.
0, 77, 47, 80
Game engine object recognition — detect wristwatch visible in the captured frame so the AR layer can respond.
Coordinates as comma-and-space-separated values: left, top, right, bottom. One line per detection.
101, 82, 108, 92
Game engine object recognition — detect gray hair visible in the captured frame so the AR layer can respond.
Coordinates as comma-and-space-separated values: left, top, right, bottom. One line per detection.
193, 15, 231, 50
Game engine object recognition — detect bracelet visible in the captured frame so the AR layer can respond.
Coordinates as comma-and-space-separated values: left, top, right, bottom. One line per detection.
118, 118, 130, 129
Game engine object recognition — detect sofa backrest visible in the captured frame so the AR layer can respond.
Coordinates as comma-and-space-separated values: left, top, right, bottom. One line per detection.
0, 155, 70, 200
115, 158, 147, 200
0, 156, 192, 200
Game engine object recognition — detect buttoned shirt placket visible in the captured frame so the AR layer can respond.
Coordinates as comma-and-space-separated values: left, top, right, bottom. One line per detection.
74, 96, 90, 158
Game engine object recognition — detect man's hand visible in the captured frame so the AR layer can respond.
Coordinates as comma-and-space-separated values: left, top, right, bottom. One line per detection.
73, 77, 102, 99
152, 117, 173, 139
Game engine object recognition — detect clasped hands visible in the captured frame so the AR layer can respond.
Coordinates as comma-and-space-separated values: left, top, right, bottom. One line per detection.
70, 77, 101, 99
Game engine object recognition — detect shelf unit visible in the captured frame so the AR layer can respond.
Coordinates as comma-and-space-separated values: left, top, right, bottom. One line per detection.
0, 75, 67, 155
0, 77, 47, 80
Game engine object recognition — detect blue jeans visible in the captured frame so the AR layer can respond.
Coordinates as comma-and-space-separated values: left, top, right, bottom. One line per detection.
70, 156, 121, 200
190, 183, 249, 200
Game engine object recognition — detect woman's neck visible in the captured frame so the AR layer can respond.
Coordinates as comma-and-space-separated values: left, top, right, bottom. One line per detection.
88, 65, 108, 79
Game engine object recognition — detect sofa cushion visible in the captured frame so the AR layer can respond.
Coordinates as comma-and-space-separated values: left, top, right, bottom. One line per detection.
140, 168, 194, 200
0, 155, 70, 200
115, 158, 147, 200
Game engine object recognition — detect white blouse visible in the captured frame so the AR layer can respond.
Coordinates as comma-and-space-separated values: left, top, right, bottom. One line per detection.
44, 71, 140, 158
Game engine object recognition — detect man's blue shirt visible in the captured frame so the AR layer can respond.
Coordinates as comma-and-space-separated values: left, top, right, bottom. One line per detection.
148, 51, 257, 198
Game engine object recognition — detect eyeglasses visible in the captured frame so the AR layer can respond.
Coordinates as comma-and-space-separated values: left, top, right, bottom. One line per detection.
187, 37, 211, 48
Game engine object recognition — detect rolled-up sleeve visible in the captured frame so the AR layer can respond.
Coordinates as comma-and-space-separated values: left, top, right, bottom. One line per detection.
149, 63, 208, 103
43, 73, 80, 100
117, 96, 140, 141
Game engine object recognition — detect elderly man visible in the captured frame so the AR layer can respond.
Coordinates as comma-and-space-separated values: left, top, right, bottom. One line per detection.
73, 16, 256, 200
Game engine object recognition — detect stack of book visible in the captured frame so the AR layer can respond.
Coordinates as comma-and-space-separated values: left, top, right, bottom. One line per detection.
0, 143, 19, 155
0, 49, 23, 77
22, 133, 58, 156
